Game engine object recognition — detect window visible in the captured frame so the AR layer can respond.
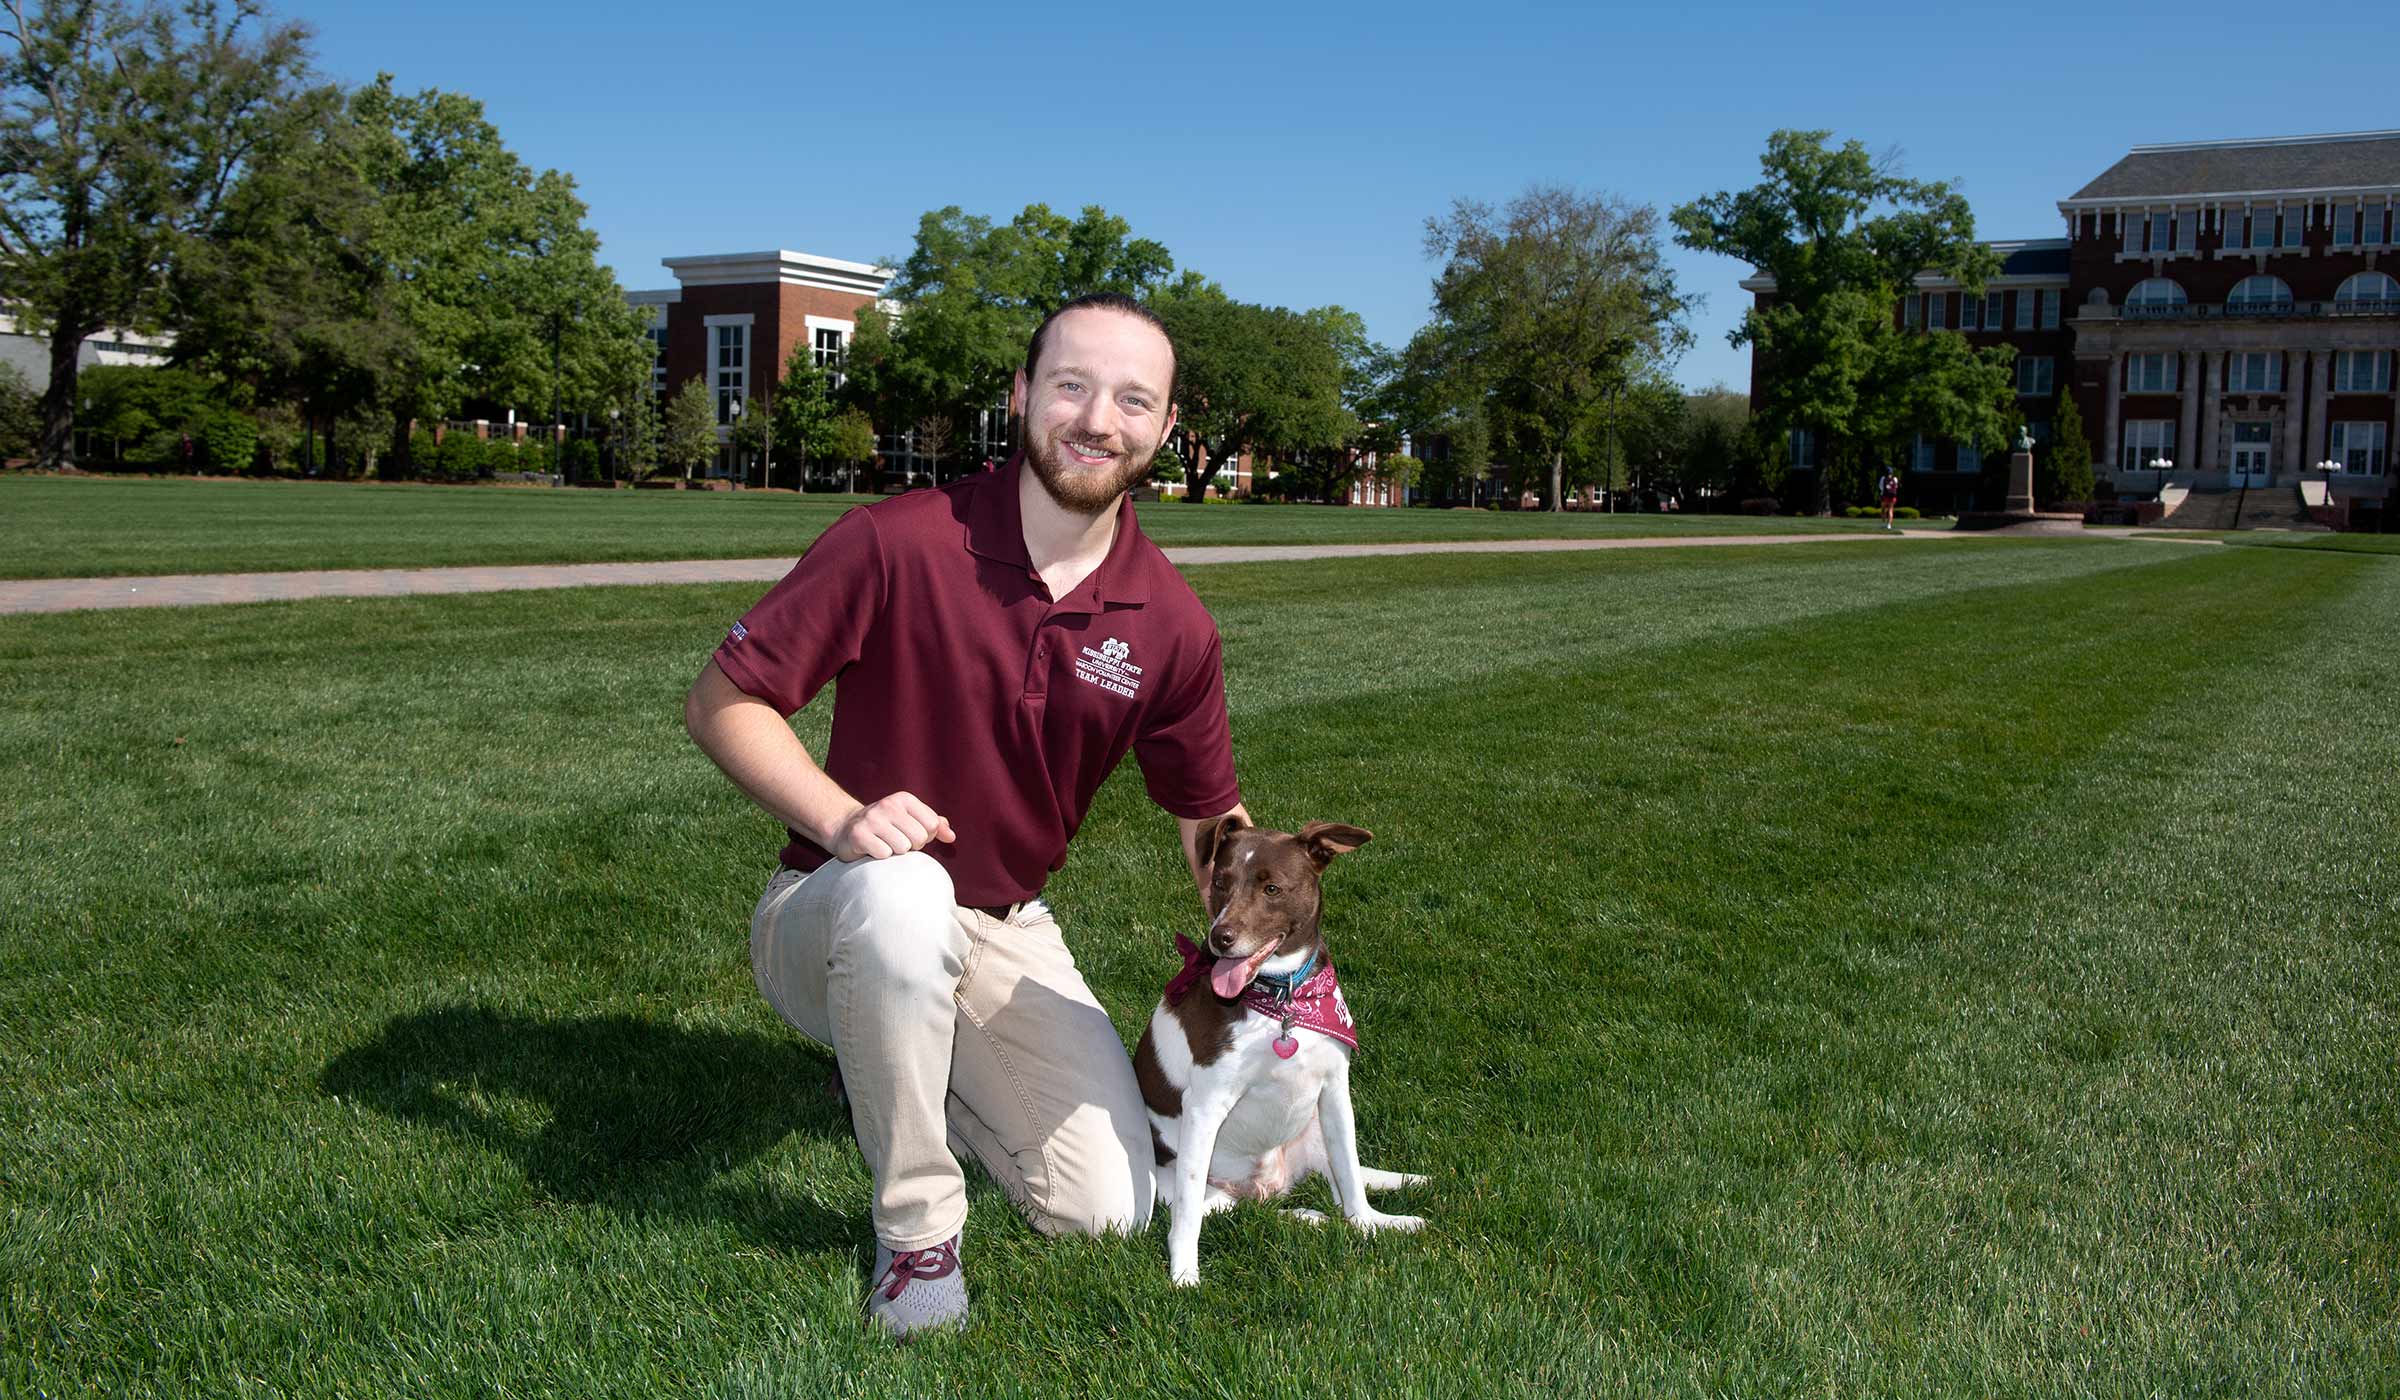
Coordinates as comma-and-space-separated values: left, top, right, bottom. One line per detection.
2149, 212, 2175, 254
2126, 353, 2179, 393
1925, 292, 1946, 329
2280, 206, 2303, 248
1789, 428, 1817, 472
2227, 275, 2293, 315
1960, 293, 1980, 331
2333, 351, 2393, 392
712, 322, 748, 425
2015, 288, 2035, 329
1953, 439, 1982, 473
2017, 356, 2055, 396
2120, 213, 2140, 254
2039, 288, 2060, 329
2121, 420, 2174, 472
647, 325, 667, 396
1986, 291, 2005, 328
2329, 421, 2389, 475
2126, 278, 2187, 316
2335, 271, 2400, 311
1910, 433, 1938, 473
2332, 200, 2359, 248
2176, 210, 2197, 253
1903, 294, 1921, 330
2224, 352, 2284, 393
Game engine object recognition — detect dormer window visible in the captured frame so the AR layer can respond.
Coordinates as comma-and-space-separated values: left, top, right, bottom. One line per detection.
2227, 276, 2293, 315
2125, 279, 2186, 317
2335, 272, 2399, 313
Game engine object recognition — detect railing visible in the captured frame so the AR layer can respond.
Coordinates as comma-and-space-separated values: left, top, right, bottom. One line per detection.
2111, 297, 2400, 321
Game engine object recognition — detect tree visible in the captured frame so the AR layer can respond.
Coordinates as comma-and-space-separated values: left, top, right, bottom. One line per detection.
765, 341, 835, 489
662, 376, 716, 484
1, 0, 313, 467
1378, 452, 1424, 501
340, 76, 648, 471
1678, 384, 1754, 505
607, 387, 660, 482
0, 360, 37, 458
77, 362, 213, 462
167, 79, 407, 475
826, 408, 876, 494
2041, 391, 2096, 507
1420, 186, 1692, 511
1673, 130, 2006, 514
1152, 275, 1353, 498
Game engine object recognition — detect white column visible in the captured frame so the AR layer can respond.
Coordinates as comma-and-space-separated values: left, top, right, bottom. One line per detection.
2199, 350, 2221, 478
2103, 352, 2124, 480
2178, 351, 2200, 482
2307, 349, 2333, 480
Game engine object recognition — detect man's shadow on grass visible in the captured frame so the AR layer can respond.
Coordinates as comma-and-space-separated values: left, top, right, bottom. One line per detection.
319, 1004, 858, 1253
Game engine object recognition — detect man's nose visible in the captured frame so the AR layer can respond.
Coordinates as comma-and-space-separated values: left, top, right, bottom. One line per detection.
1076, 392, 1120, 441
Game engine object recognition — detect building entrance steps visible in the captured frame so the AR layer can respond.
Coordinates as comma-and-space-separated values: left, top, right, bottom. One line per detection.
2157, 489, 2244, 530
2234, 487, 2328, 532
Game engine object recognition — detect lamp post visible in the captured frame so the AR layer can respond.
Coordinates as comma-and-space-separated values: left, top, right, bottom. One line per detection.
2149, 455, 2173, 496
727, 395, 743, 488
2315, 458, 2344, 526
549, 312, 564, 487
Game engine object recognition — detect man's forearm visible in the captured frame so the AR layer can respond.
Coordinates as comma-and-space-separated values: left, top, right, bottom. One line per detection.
684, 660, 860, 848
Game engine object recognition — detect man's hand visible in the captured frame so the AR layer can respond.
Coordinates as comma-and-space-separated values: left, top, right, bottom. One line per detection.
830, 792, 957, 861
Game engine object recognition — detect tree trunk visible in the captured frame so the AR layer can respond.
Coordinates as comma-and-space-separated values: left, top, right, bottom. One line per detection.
36, 325, 85, 470
1550, 450, 1564, 512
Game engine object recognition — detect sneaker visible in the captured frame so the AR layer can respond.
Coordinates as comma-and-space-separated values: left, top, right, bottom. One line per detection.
865, 1234, 967, 1338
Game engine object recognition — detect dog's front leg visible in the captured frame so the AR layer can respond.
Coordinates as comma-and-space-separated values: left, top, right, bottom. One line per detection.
1167, 1088, 1239, 1287
1317, 1070, 1425, 1236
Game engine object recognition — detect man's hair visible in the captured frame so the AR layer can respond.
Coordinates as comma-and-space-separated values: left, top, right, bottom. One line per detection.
1021, 292, 1178, 406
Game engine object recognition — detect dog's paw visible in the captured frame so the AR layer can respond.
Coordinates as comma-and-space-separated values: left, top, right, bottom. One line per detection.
1170, 1261, 1201, 1288
1354, 1211, 1425, 1235
1281, 1206, 1330, 1226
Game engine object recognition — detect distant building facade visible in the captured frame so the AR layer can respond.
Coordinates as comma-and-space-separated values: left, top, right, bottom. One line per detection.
1744, 130, 2400, 528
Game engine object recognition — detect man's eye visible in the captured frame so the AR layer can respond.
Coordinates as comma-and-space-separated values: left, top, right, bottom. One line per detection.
1122, 397, 1150, 412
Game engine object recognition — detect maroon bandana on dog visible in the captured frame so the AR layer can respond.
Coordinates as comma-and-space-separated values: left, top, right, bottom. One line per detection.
1166, 934, 1359, 1050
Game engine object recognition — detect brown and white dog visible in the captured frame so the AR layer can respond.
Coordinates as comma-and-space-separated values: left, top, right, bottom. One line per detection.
1132, 814, 1427, 1286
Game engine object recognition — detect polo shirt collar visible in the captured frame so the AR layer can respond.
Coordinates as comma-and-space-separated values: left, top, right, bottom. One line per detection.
963, 451, 1152, 608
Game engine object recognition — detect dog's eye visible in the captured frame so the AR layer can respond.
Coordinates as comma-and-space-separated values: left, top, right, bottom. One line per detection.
1263, 883, 1281, 897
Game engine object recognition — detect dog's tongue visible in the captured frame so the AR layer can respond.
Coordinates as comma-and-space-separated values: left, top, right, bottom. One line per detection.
1211, 949, 1266, 998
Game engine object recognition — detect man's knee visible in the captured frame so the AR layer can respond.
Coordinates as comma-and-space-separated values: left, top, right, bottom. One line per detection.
825, 853, 963, 986
1034, 1112, 1155, 1238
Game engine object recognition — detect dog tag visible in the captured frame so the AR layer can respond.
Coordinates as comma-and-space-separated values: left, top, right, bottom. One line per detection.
1273, 1035, 1299, 1059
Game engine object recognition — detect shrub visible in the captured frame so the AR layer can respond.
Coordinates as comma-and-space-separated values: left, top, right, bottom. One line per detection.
199, 411, 258, 474
1895, 506, 1920, 519
563, 439, 600, 480
1739, 496, 1780, 515
0, 362, 38, 459
434, 431, 484, 482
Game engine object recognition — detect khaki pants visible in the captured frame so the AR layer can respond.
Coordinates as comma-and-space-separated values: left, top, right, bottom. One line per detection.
749, 853, 1154, 1251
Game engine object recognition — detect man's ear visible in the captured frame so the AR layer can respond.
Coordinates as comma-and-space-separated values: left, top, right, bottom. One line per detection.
1010, 369, 1027, 419
1297, 821, 1372, 869
1196, 811, 1250, 875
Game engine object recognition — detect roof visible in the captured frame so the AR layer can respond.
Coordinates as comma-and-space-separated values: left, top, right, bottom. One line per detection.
1736, 239, 2068, 293
2066, 130, 2400, 203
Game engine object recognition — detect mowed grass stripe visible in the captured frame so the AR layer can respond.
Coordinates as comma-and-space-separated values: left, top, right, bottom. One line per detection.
2, 474, 1928, 581
2, 544, 2391, 1397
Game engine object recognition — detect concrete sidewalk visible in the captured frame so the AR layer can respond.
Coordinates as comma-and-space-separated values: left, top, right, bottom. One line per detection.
0, 531, 1962, 616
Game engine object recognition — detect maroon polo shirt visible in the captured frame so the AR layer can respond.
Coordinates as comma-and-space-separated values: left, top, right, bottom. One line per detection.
711, 457, 1241, 906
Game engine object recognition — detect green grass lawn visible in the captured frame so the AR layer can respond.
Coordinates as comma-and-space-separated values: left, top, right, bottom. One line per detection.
4, 539, 2393, 1397
0, 473, 1937, 580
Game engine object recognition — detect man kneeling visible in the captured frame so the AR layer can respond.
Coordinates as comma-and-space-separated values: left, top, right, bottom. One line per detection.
684, 294, 1246, 1337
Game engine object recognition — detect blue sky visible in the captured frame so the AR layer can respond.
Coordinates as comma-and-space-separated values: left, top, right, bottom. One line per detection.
285, 0, 2392, 394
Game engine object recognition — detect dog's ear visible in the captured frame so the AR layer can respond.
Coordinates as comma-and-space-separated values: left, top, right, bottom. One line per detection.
1196, 811, 1250, 874
1297, 822, 1372, 869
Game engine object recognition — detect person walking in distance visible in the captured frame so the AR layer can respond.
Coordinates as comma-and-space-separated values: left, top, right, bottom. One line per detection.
1879, 466, 1901, 531
684, 294, 1246, 1338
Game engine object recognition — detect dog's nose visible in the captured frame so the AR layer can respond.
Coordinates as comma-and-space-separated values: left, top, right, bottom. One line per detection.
1207, 931, 1235, 956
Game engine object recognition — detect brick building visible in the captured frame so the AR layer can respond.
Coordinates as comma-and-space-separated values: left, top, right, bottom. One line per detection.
1745, 130, 2400, 527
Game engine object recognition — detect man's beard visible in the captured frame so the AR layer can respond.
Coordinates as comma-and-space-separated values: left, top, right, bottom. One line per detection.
1022, 425, 1160, 514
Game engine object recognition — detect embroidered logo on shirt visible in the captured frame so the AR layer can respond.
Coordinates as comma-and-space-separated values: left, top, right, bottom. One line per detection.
727, 619, 750, 644
1074, 636, 1142, 700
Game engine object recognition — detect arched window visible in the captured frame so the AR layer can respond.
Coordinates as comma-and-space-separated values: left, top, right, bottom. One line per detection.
2335, 271, 2400, 311
2125, 278, 2187, 317
2227, 276, 2294, 314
